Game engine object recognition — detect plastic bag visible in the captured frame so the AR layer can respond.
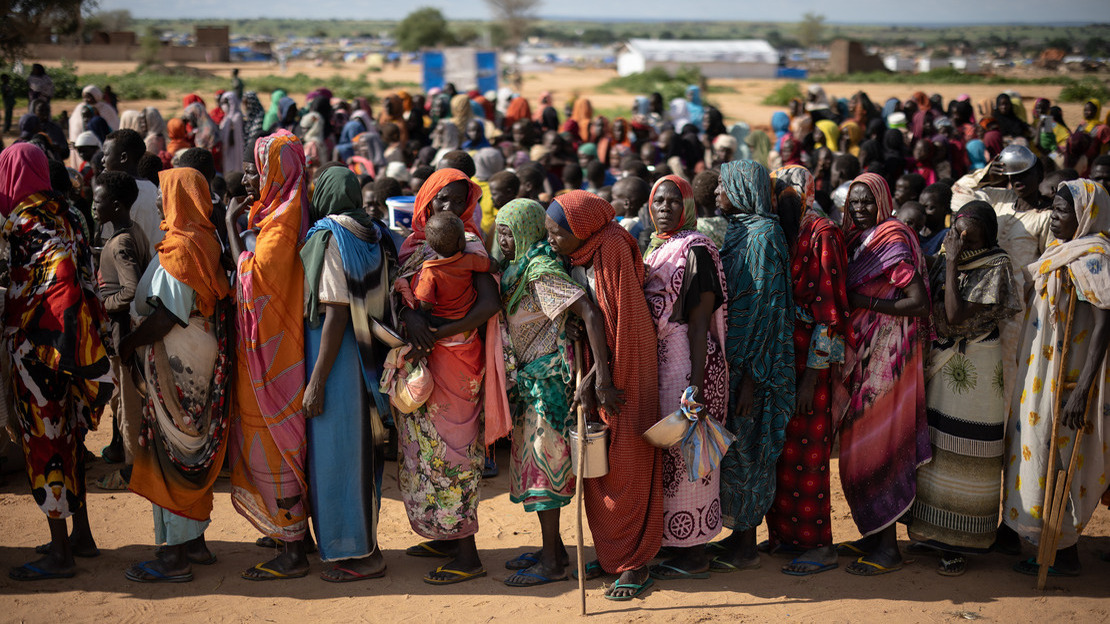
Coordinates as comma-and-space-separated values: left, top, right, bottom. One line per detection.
379, 345, 434, 414
677, 386, 736, 483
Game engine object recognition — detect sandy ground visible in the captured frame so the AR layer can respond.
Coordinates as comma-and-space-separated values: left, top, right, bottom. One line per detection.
2, 60, 1109, 622
2, 60, 1091, 140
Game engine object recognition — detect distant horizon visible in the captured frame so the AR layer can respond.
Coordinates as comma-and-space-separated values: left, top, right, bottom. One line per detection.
96, 0, 1110, 25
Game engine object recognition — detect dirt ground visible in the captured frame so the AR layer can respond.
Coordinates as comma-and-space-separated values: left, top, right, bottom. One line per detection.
2, 60, 1109, 623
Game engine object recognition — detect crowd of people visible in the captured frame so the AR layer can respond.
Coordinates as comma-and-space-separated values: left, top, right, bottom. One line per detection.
2, 70, 1110, 605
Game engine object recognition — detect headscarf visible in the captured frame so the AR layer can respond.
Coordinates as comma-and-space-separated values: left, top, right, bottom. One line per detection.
461, 120, 490, 150
505, 97, 532, 129
167, 118, 191, 154
156, 167, 231, 316
0, 143, 52, 217
1033, 179, 1110, 307
404, 168, 483, 255
82, 85, 119, 130
982, 130, 1005, 158
806, 84, 830, 112
473, 147, 504, 182
994, 93, 1030, 138
1082, 99, 1102, 133
815, 119, 840, 150
277, 97, 298, 131
249, 130, 310, 240
772, 164, 816, 210
728, 122, 753, 160
242, 92, 266, 155
685, 85, 705, 127
771, 111, 791, 141
720, 160, 773, 217
496, 198, 574, 315
746, 129, 772, 168
220, 91, 245, 173
953, 200, 999, 249
18, 114, 40, 141
570, 98, 593, 142
840, 120, 863, 156
210, 90, 226, 125
843, 172, 895, 241
966, 139, 988, 171
184, 102, 219, 150
450, 94, 473, 131
263, 89, 286, 133
120, 109, 145, 132
646, 174, 697, 254
182, 93, 205, 109
143, 107, 167, 152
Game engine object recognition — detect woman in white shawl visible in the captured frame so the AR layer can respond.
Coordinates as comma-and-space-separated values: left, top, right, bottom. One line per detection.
70, 85, 119, 138
1003, 179, 1110, 578
219, 92, 245, 176
144, 107, 167, 155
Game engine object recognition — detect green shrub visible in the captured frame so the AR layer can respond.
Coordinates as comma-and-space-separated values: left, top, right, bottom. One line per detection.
1058, 78, 1110, 103
2, 59, 81, 101
761, 82, 803, 106
599, 66, 705, 103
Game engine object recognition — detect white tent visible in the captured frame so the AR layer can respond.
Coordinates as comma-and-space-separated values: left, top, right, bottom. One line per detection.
617, 38, 779, 78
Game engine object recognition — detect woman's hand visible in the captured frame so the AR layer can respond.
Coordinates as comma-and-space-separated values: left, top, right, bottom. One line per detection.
1061, 385, 1089, 430
400, 307, 437, 351
733, 373, 756, 419
572, 369, 598, 416
303, 377, 324, 419
226, 195, 250, 223
942, 228, 962, 260
594, 382, 625, 414
847, 292, 869, 310
565, 315, 586, 342
795, 367, 818, 416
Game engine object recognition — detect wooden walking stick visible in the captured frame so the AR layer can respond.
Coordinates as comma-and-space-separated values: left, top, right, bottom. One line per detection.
573, 341, 587, 616
1036, 273, 1084, 589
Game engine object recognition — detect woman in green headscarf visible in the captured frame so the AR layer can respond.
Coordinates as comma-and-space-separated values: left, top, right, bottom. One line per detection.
262, 89, 287, 135
495, 198, 611, 588
300, 165, 397, 582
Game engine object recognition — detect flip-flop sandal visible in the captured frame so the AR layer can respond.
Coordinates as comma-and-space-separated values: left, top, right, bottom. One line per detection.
125, 561, 194, 583
241, 563, 310, 581
603, 577, 654, 601
705, 541, 729, 554
320, 565, 387, 583
9, 563, 77, 581
570, 560, 604, 580
505, 551, 541, 570
405, 541, 453, 558
836, 541, 869, 557
937, 556, 966, 577
35, 543, 100, 558
1012, 557, 1079, 577
709, 555, 761, 573
781, 558, 838, 576
845, 556, 903, 576
423, 565, 487, 585
504, 568, 568, 587
649, 562, 711, 580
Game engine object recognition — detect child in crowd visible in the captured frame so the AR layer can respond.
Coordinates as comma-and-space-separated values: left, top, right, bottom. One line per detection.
412, 211, 496, 322
611, 175, 650, 240
895, 200, 926, 238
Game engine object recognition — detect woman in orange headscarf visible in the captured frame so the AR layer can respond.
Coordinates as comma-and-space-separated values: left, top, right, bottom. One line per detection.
225, 130, 312, 581
571, 97, 593, 143
391, 168, 509, 586
544, 190, 662, 600
122, 167, 233, 583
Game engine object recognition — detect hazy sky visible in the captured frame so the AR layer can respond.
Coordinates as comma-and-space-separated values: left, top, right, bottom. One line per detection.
98, 0, 1110, 24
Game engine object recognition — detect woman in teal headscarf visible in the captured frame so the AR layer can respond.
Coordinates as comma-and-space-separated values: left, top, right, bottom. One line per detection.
495, 198, 611, 588
710, 160, 796, 573
262, 89, 287, 134
300, 165, 396, 582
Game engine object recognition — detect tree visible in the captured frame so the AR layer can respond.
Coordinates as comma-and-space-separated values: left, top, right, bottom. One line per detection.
797, 12, 825, 49
484, 0, 541, 51
1, 0, 97, 61
394, 7, 456, 52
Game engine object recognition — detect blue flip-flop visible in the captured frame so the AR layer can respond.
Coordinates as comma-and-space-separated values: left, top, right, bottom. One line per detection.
604, 576, 654, 601
505, 551, 540, 570
125, 560, 194, 583
504, 568, 569, 587
570, 559, 605, 580
781, 558, 838, 576
9, 563, 76, 581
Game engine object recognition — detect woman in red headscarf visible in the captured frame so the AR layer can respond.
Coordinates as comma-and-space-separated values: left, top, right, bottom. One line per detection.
391, 168, 509, 586
544, 190, 662, 601
838, 173, 932, 577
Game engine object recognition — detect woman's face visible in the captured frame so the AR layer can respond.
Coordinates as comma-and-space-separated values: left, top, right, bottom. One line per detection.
465, 119, 482, 142
912, 140, 931, 162
714, 179, 736, 215
432, 180, 470, 217
545, 215, 583, 256
651, 181, 684, 234
613, 119, 626, 140
590, 118, 605, 139
1050, 186, 1079, 241
84, 92, 97, 106
953, 215, 987, 251
997, 97, 1012, 116
242, 162, 260, 198
1034, 100, 1049, 117
848, 183, 880, 229
1084, 102, 1097, 120
497, 223, 516, 261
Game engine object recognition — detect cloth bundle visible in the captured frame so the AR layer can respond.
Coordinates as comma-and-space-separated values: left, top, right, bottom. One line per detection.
379, 345, 434, 414
677, 386, 735, 483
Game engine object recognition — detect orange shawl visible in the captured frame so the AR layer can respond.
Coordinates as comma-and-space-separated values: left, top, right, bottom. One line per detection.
156, 168, 230, 316
571, 98, 593, 142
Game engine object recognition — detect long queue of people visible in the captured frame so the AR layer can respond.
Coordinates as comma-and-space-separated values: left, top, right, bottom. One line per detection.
1, 77, 1109, 604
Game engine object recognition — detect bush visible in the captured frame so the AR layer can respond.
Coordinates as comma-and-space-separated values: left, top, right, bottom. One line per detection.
599, 66, 705, 103
2, 59, 81, 102
761, 82, 803, 106
813, 68, 1072, 86
1058, 78, 1110, 103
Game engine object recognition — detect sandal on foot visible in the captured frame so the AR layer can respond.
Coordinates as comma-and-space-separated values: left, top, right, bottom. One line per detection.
649, 562, 711, 580
709, 555, 761, 573
35, 542, 100, 558
504, 567, 568, 587
836, 541, 869, 558
570, 560, 604, 580
845, 556, 902, 576
241, 563, 309, 581
782, 558, 838, 576
423, 565, 487, 585
405, 541, 453, 558
9, 563, 76, 581
95, 469, 129, 491
125, 561, 193, 583
603, 577, 654, 601
505, 551, 540, 570
320, 565, 387, 583
937, 556, 967, 577
1012, 557, 1079, 577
